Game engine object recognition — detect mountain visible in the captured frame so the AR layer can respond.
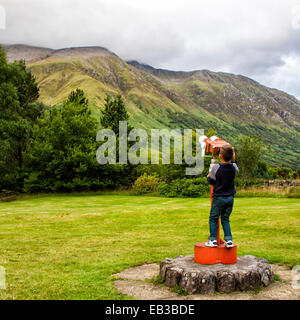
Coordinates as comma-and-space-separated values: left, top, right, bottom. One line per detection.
3, 44, 300, 169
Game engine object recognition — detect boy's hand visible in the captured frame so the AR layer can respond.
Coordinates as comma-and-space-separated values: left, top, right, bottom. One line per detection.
232, 152, 236, 162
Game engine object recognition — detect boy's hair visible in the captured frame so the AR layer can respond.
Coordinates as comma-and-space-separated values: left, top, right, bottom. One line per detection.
220, 144, 233, 162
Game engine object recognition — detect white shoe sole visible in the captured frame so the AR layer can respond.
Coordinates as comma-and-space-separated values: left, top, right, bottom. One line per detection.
205, 243, 217, 248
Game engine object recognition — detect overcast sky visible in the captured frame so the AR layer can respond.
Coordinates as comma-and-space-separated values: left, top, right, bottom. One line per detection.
0, 0, 300, 98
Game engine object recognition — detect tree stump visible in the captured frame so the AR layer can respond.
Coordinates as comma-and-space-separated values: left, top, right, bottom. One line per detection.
160, 255, 274, 294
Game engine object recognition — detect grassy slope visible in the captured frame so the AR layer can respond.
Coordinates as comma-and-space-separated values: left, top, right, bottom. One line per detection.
0, 194, 298, 299
26, 54, 300, 169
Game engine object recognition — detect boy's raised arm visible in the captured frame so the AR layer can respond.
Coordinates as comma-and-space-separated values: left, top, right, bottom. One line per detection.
207, 164, 219, 185
232, 151, 239, 172
232, 162, 239, 172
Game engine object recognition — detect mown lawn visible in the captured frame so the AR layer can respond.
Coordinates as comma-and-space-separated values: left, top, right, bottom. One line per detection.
0, 193, 299, 299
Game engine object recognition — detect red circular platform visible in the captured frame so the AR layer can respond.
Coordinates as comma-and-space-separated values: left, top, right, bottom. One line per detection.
194, 242, 237, 265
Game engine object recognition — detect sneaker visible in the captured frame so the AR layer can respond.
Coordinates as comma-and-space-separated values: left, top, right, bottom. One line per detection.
205, 240, 218, 247
225, 240, 234, 248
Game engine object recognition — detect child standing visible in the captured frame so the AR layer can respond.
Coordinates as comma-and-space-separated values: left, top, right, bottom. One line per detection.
206, 144, 238, 248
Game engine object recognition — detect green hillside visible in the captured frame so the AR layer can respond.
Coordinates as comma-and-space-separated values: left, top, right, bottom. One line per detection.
4, 44, 300, 169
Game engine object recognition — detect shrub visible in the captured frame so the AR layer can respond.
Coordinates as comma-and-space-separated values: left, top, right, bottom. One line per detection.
181, 183, 208, 197
132, 173, 162, 194
234, 135, 264, 178
158, 181, 180, 197
235, 178, 264, 189
158, 177, 209, 198
267, 166, 299, 180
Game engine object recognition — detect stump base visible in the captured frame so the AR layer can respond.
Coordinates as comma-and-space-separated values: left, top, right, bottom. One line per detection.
160, 255, 274, 294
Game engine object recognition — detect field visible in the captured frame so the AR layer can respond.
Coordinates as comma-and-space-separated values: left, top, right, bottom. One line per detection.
0, 193, 299, 300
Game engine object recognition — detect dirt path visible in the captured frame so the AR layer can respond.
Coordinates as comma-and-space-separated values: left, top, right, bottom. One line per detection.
113, 263, 300, 300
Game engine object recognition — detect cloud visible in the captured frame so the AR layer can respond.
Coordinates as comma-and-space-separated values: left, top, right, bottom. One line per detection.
255, 54, 300, 97
0, 0, 300, 97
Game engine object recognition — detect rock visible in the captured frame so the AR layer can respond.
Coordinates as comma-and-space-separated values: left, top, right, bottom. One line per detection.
160, 255, 274, 294
263, 179, 300, 188
0, 195, 17, 202
179, 271, 201, 294
114, 263, 159, 281
165, 267, 182, 287
216, 270, 236, 293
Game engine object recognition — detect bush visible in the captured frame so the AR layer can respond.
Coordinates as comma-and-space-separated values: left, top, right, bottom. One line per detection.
234, 135, 264, 179
235, 178, 264, 189
158, 181, 180, 197
181, 183, 208, 197
132, 174, 162, 194
267, 166, 299, 180
134, 163, 187, 183
158, 177, 209, 198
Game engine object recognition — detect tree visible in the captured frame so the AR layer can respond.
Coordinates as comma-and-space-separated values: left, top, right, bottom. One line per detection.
100, 94, 133, 134
99, 94, 137, 184
23, 89, 100, 192
100, 94, 134, 158
234, 135, 264, 179
67, 88, 88, 108
206, 128, 216, 138
23, 90, 138, 192
0, 46, 42, 190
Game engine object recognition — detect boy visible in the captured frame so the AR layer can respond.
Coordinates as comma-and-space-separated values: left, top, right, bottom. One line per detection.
206, 144, 238, 248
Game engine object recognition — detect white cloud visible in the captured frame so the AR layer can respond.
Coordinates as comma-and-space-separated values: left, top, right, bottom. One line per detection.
0, 0, 300, 97
0, 5, 5, 30
255, 55, 300, 98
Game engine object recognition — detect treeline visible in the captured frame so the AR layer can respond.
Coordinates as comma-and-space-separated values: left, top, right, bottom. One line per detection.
0, 46, 299, 193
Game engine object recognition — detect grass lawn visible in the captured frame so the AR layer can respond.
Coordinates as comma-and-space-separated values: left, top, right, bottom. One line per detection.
0, 193, 299, 299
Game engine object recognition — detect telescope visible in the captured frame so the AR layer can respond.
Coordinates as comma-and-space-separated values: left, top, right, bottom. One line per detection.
199, 135, 228, 157
199, 135, 231, 174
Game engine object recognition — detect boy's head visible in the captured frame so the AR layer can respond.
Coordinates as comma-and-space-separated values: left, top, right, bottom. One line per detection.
219, 144, 234, 162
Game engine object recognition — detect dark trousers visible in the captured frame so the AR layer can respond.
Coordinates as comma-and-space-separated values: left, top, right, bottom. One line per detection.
209, 196, 234, 241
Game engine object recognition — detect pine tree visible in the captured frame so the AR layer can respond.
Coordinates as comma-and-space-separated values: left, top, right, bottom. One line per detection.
0, 45, 42, 190
100, 94, 132, 134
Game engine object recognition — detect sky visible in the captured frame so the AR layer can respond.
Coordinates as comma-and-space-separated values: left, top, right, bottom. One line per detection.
0, 0, 300, 99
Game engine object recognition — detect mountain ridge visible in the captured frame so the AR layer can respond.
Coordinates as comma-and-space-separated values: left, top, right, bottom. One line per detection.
3, 44, 115, 63
127, 60, 300, 129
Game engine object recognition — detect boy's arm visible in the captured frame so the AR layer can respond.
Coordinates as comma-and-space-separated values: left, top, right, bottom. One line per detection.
207, 174, 216, 185
207, 164, 219, 185
232, 151, 239, 172
232, 162, 239, 173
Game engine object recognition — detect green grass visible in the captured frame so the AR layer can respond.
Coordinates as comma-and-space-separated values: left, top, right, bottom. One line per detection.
0, 194, 299, 299
273, 274, 285, 283
171, 285, 189, 296
147, 274, 164, 286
